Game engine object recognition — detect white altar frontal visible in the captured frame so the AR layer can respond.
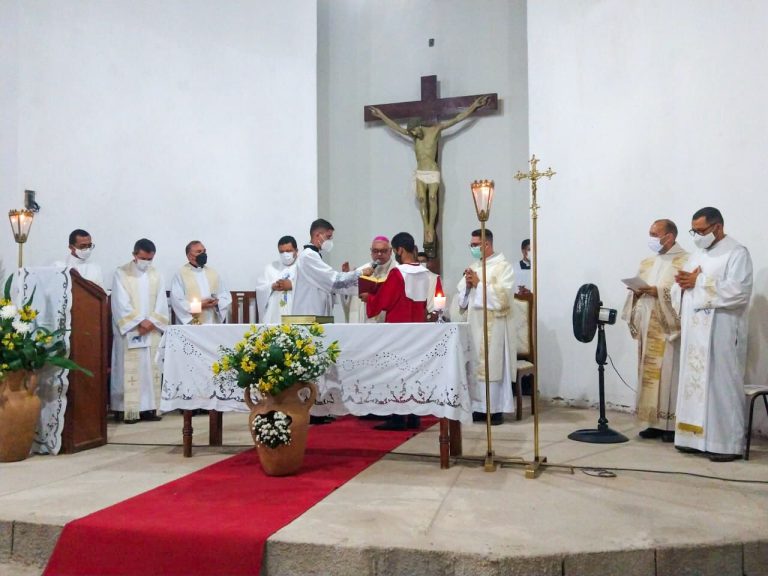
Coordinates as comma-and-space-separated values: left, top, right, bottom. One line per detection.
160, 323, 473, 466
161, 322, 472, 419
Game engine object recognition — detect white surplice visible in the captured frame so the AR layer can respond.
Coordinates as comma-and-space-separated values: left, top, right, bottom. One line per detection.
344, 259, 393, 323
255, 260, 298, 324
169, 263, 231, 325
54, 253, 105, 289
621, 243, 689, 431
673, 236, 753, 455
110, 261, 168, 419
292, 246, 361, 316
456, 252, 517, 414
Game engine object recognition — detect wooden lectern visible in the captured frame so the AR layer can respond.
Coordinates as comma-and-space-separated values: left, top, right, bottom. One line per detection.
62, 270, 109, 453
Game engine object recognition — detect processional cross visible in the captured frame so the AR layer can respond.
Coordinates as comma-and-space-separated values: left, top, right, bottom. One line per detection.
365, 75, 498, 262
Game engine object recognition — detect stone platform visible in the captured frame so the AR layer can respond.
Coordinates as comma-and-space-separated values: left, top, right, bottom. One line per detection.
1, 404, 767, 575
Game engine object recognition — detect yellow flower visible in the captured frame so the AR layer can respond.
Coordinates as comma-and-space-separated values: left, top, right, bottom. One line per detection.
212, 362, 221, 375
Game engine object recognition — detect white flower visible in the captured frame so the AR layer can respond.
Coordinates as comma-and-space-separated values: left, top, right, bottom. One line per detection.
1, 304, 17, 319
12, 319, 32, 334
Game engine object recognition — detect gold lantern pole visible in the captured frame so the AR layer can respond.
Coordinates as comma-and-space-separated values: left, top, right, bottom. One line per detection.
514, 155, 555, 479
470, 179, 497, 473
8, 209, 35, 268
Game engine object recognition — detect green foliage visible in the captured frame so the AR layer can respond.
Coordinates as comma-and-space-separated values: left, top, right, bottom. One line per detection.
0, 275, 92, 379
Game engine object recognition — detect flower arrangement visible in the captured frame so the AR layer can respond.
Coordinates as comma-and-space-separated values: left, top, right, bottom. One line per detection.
212, 323, 340, 397
252, 410, 292, 448
1, 276, 91, 380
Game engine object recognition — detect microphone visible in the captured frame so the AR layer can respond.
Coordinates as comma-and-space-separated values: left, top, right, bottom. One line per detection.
370, 261, 379, 270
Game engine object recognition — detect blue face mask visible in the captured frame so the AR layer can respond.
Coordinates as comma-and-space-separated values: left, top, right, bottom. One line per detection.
470, 246, 482, 260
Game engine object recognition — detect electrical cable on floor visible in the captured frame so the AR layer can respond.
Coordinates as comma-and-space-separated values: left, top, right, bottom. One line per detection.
388, 450, 768, 485
607, 354, 635, 393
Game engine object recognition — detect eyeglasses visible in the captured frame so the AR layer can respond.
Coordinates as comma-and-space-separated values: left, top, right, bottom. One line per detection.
370, 248, 391, 255
75, 243, 95, 249
689, 223, 716, 237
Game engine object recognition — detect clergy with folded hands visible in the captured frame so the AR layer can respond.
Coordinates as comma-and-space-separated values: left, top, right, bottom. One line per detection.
256, 235, 299, 324
110, 238, 168, 423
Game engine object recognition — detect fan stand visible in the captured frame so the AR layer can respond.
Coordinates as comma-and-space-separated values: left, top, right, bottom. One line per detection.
568, 324, 629, 444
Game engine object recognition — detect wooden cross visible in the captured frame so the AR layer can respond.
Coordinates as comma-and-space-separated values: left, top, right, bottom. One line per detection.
364, 75, 497, 124
364, 75, 498, 268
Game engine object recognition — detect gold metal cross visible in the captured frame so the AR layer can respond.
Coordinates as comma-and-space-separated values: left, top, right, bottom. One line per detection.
514, 155, 556, 220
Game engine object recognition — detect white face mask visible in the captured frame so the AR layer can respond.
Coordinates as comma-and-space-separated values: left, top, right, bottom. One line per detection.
693, 231, 716, 250
647, 237, 663, 254
280, 251, 296, 266
75, 248, 93, 261
135, 259, 152, 272
320, 239, 334, 254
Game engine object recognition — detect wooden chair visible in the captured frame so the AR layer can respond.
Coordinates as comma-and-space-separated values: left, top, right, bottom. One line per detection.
229, 290, 258, 324
513, 292, 535, 421
745, 384, 768, 460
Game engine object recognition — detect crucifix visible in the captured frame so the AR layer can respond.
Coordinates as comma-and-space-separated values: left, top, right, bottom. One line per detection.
514, 154, 556, 479
365, 75, 498, 263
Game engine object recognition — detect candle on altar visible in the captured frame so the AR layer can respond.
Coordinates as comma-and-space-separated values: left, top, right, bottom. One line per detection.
190, 298, 202, 314
433, 294, 446, 311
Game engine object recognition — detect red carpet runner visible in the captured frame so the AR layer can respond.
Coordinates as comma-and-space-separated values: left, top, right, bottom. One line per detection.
44, 416, 435, 576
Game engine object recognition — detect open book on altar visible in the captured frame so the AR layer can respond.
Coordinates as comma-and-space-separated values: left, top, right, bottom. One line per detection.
358, 275, 386, 295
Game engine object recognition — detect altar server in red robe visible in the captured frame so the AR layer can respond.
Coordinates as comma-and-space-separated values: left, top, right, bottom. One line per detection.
361, 232, 430, 429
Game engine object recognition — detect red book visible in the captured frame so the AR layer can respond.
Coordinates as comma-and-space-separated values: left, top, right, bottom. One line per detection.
358, 275, 385, 295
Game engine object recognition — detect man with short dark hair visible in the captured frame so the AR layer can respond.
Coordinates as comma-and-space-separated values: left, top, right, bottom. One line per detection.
519, 238, 531, 270
256, 235, 299, 323
54, 228, 104, 288
673, 207, 753, 461
457, 228, 516, 425
292, 218, 372, 316
622, 219, 688, 442
111, 239, 168, 423
170, 240, 231, 324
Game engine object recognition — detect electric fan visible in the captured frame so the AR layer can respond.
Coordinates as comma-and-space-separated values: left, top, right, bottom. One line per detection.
568, 283, 629, 444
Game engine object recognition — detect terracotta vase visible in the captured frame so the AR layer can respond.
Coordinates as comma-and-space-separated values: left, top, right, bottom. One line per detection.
244, 381, 317, 476
0, 370, 41, 463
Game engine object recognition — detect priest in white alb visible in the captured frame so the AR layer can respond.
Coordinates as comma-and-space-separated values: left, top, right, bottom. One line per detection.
456, 228, 516, 425
673, 207, 753, 462
255, 235, 299, 324
111, 238, 168, 423
622, 219, 688, 442
292, 218, 372, 317
344, 235, 393, 323
54, 228, 105, 289
170, 240, 231, 325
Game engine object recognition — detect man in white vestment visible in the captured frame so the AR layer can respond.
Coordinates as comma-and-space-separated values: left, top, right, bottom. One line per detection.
292, 218, 372, 317
456, 228, 516, 425
170, 240, 231, 325
111, 238, 168, 423
54, 228, 105, 289
673, 207, 753, 462
344, 235, 393, 323
255, 235, 299, 324
622, 219, 689, 442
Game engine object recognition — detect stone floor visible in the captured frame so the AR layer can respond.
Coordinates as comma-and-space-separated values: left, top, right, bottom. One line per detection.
1, 403, 767, 575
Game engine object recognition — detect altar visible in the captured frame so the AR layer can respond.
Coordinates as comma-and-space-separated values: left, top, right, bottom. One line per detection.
160, 323, 473, 467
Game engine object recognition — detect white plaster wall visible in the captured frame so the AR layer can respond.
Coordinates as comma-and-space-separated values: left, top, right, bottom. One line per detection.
528, 1, 768, 427
318, 0, 530, 298
0, 0, 317, 290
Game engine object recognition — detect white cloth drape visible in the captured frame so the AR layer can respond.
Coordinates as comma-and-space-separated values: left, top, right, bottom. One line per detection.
160, 323, 473, 422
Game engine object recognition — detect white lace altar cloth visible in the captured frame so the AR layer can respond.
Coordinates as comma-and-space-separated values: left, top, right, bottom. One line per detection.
12, 267, 72, 455
160, 323, 473, 423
